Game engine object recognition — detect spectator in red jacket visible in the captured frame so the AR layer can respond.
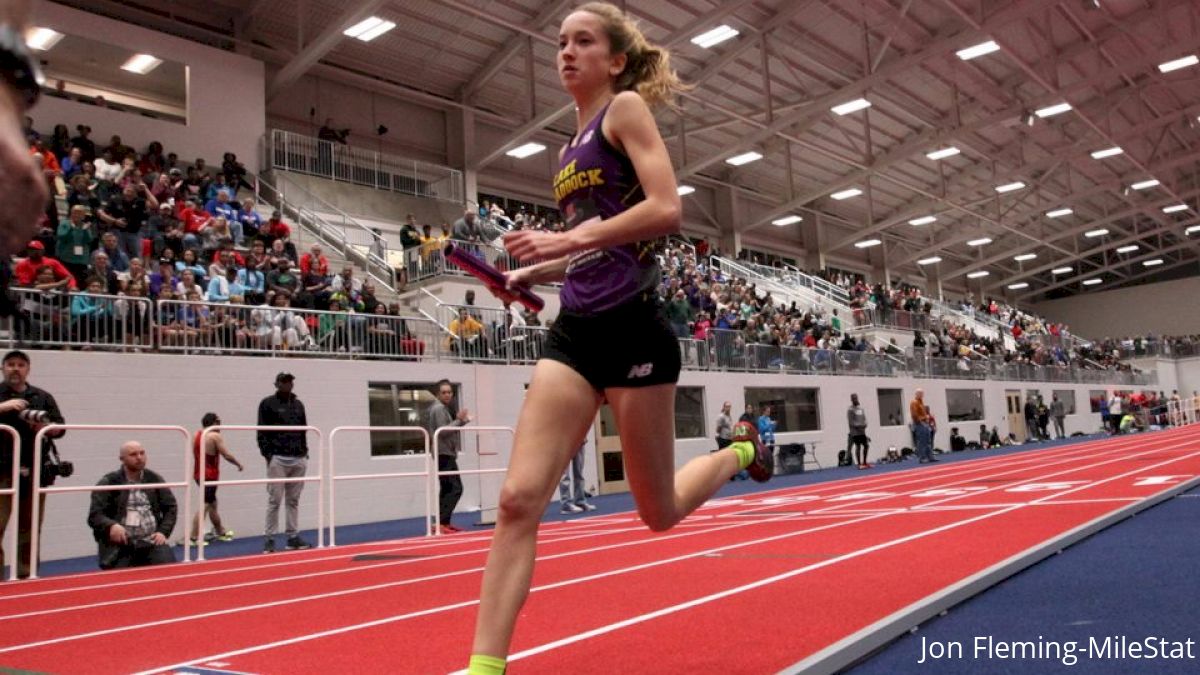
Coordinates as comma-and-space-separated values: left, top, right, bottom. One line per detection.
299, 244, 329, 278
13, 241, 76, 289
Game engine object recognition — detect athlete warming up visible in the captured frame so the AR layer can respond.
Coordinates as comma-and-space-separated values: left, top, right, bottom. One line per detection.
465, 4, 773, 674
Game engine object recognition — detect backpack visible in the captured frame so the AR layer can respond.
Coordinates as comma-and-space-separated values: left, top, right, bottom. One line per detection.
837, 449, 853, 467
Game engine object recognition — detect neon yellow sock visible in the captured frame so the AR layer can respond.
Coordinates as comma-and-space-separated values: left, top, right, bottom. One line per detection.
467, 654, 507, 675
729, 440, 756, 470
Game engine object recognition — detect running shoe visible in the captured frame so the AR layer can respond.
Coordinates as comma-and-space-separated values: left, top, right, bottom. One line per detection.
579, 502, 597, 511
263, 538, 276, 554
286, 536, 312, 550
217, 530, 235, 542
561, 503, 584, 514
731, 421, 773, 482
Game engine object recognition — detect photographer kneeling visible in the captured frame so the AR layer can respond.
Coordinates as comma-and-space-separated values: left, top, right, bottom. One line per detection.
0, 350, 67, 579
88, 441, 177, 570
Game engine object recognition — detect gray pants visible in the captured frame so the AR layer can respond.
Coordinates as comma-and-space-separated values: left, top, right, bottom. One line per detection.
559, 447, 586, 506
265, 456, 307, 537
1053, 416, 1066, 439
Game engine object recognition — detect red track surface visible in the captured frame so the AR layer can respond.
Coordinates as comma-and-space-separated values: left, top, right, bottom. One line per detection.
1, 426, 1197, 674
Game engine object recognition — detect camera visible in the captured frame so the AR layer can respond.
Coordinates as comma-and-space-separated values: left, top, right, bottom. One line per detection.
44, 446, 73, 482
19, 409, 50, 424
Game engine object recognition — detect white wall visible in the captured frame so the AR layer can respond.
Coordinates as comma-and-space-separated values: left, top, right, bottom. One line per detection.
1030, 275, 1200, 338
31, 2, 266, 170
1174, 357, 1200, 397
20, 350, 1109, 564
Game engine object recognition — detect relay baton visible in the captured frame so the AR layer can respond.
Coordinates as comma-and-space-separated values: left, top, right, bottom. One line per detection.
444, 243, 545, 312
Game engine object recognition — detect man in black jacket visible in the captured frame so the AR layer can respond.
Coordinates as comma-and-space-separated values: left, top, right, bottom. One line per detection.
0, 350, 66, 579
88, 441, 176, 570
257, 372, 310, 553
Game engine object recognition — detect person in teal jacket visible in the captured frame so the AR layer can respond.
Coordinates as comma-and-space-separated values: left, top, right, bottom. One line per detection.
757, 404, 778, 452
71, 277, 112, 343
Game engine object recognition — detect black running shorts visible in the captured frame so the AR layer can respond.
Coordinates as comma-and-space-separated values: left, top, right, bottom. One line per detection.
542, 297, 682, 391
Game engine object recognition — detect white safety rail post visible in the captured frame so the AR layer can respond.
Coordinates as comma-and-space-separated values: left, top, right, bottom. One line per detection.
29, 425, 191, 580
0, 426, 19, 581
432, 425, 514, 533
327, 426, 433, 545
195, 425, 323, 562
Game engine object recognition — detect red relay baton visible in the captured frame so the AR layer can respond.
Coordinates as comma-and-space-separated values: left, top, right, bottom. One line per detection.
444, 243, 545, 312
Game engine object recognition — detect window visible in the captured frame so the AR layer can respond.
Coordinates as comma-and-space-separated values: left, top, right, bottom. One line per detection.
675, 387, 706, 439
877, 388, 904, 427
744, 387, 821, 432
1052, 390, 1077, 415
946, 389, 984, 422
1088, 390, 1107, 413
366, 382, 453, 456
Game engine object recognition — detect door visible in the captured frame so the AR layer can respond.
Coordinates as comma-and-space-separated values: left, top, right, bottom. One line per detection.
1005, 390, 1025, 441
594, 404, 628, 495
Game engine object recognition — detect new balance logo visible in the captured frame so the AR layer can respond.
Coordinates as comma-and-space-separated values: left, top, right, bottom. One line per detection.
626, 363, 654, 379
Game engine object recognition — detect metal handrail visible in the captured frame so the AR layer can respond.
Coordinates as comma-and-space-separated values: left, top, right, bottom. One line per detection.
327, 426, 433, 544
431, 425, 513, 533
29, 425, 191, 579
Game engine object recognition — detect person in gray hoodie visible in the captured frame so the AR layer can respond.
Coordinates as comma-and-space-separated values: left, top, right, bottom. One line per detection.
427, 379, 471, 533
848, 393, 870, 469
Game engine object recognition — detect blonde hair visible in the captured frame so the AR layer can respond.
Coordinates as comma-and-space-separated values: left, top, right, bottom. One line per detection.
576, 2, 690, 109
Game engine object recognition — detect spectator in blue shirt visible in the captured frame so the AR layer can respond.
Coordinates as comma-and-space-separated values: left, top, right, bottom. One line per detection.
757, 404, 777, 453
204, 190, 238, 223
60, 147, 85, 179
206, 267, 246, 303
238, 197, 263, 241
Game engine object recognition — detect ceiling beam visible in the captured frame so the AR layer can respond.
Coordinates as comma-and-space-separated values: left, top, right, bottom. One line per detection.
1017, 241, 1196, 298
459, 0, 574, 102
266, 0, 389, 103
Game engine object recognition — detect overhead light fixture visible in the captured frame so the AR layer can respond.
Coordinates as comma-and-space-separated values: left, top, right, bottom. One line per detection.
1157, 54, 1199, 73
343, 16, 396, 42
1131, 179, 1160, 190
967, 237, 993, 246
917, 256, 942, 265
909, 216, 937, 226
1046, 208, 1073, 218
1162, 204, 1188, 213
1143, 258, 1164, 267
1014, 253, 1037, 261
725, 151, 763, 166
1034, 102, 1072, 118
831, 98, 872, 116
1186, 225, 1200, 235
1084, 228, 1109, 237
926, 147, 961, 160
677, 185, 696, 196
967, 270, 990, 279
854, 238, 882, 248
957, 40, 1000, 61
1090, 146, 1123, 159
1116, 244, 1139, 253
692, 25, 739, 48
1082, 278, 1103, 286
25, 27, 64, 51
1052, 266, 1073, 274
995, 181, 1026, 193
772, 215, 803, 226
505, 142, 546, 159
1007, 282, 1030, 290
121, 53, 163, 75
831, 188, 862, 200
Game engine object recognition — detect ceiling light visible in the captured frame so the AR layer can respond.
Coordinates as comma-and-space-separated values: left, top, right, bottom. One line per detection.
772, 215, 803, 226
121, 54, 163, 75
1007, 282, 1030, 290
831, 98, 872, 116
1090, 146, 1123, 159
1130, 179, 1160, 190
505, 142, 545, 159
967, 237, 993, 246
909, 216, 937, 226
1082, 278, 1103, 286
831, 188, 862, 200
957, 40, 1000, 61
1046, 208, 1073, 218
1035, 102, 1072, 118
995, 181, 1026, 193
677, 185, 696, 196
344, 16, 396, 42
1116, 244, 1139, 253
1162, 204, 1188, 214
926, 147, 960, 160
1052, 266, 1073, 274
692, 25, 739, 48
967, 271, 990, 279
917, 256, 942, 265
1157, 54, 1199, 73
725, 151, 763, 166
1143, 258, 1164, 267
25, 27, 64, 51
1084, 228, 1109, 238
855, 239, 882, 248
1186, 225, 1200, 235
1014, 253, 1037, 261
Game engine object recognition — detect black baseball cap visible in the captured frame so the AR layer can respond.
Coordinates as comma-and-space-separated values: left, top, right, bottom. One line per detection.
2, 350, 30, 364
275, 372, 295, 384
